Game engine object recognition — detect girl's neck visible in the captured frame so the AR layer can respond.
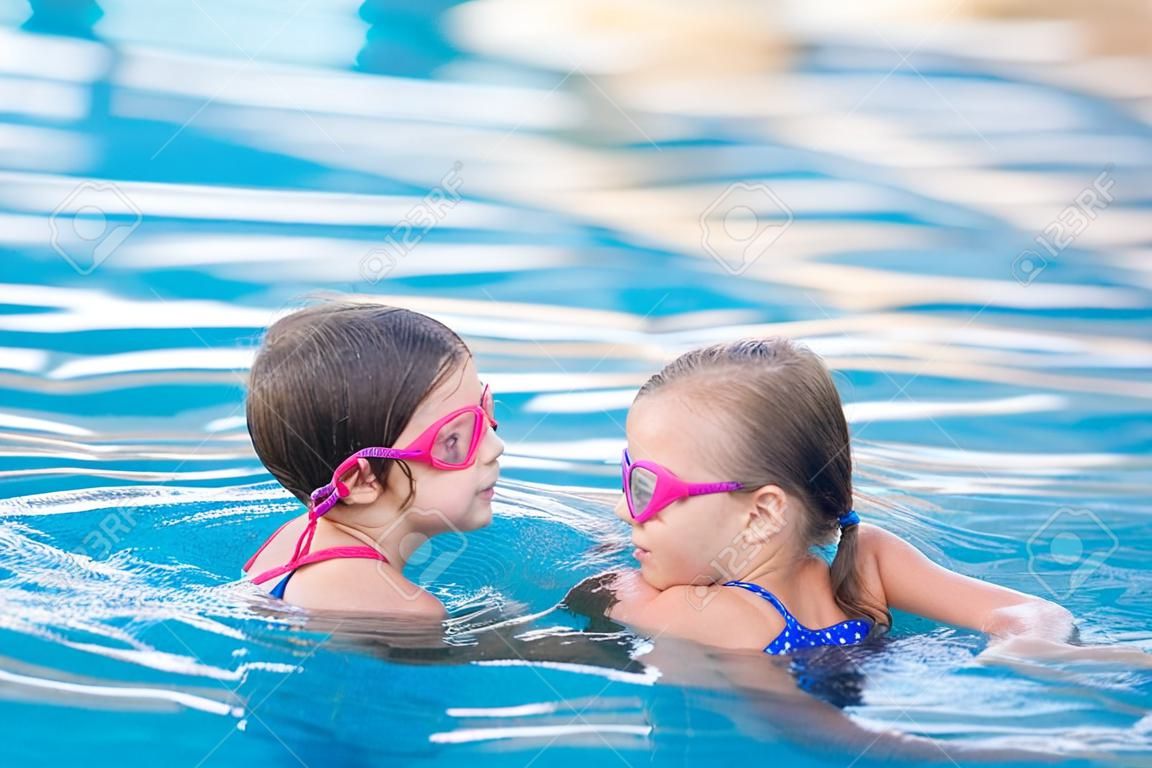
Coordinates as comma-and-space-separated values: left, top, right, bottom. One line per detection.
734, 547, 830, 605
323, 506, 415, 569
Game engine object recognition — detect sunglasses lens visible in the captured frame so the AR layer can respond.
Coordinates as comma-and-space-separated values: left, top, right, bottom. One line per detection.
628, 466, 658, 518
432, 410, 480, 466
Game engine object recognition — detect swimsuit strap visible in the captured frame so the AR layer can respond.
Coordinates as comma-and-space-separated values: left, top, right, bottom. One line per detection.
245, 513, 389, 588
723, 580, 798, 624
249, 545, 388, 586
723, 580, 872, 654
242, 513, 323, 577
242, 519, 293, 573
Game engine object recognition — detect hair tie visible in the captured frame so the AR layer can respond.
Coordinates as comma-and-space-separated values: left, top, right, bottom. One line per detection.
838, 510, 860, 529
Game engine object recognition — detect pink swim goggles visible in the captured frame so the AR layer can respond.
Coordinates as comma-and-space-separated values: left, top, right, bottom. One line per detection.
309, 385, 498, 518
621, 449, 744, 523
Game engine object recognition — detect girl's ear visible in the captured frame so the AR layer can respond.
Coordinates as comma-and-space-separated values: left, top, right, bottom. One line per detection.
744, 484, 788, 545
340, 458, 384, 505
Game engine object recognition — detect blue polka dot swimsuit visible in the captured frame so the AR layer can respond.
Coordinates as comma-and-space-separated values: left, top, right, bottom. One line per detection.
724, 581, 872, 654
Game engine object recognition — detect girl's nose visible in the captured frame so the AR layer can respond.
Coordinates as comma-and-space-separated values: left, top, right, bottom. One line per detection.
480, 425, 504, 464
613, 495, 632, 524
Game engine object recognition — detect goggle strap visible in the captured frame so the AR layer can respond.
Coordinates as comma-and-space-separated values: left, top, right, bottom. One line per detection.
290, 516, 319, 562
688, 481, 744, 495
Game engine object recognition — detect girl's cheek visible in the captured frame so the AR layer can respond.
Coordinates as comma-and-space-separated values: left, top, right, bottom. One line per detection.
650, 541, 705, 588
660, 515, 717, 575
682, 534, 732, 585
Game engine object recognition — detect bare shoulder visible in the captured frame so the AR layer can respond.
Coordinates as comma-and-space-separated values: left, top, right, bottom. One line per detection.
856, 521, 943, 581
286, 558, 447, 618
856, 521, 905, 554
247, 517, 444, 617
611, 577, 783, 651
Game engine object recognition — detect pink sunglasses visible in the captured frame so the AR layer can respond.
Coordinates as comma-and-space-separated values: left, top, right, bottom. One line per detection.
309, 385, 498, 518
621, 449, 743, 523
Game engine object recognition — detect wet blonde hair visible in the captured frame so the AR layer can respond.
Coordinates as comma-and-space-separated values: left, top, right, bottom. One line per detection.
637, 338, 890, 629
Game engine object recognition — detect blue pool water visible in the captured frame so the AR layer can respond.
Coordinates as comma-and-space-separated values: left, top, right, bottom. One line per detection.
2, 2, 1151, 766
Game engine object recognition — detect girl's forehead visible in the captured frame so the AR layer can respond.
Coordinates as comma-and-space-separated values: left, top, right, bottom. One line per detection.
421, 358, 480, 410
626, 389, 728, 461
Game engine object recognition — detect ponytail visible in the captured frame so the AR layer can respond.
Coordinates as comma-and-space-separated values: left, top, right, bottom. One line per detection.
830, 519, 891, 631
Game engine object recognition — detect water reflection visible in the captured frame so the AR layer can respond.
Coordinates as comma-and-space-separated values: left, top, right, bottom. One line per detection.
356, 0, 467, 77
1, 0, 1151, 765
23, 0, 103, 40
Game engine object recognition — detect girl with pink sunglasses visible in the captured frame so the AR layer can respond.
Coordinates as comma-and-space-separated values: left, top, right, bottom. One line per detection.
605, 338, 1074, 656
242, 302, 502, 615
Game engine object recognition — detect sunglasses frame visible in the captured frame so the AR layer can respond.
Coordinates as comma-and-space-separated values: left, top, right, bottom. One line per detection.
621, 449, 743, 523
309, 385, 498, 518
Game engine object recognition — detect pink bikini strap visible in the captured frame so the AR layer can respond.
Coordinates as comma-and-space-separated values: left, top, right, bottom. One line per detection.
242, 519, 294, 573
247, 508, 327, 578
249, 546, 388, 586
246, 478, 387, 587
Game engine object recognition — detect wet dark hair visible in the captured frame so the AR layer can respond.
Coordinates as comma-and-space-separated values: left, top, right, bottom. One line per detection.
246, 301, 469, 511
636, 338, 891, 631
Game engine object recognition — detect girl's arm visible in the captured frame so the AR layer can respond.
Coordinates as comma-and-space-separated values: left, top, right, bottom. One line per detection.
860, 524, 1076, 643
588, 576, 1073, 763
604, 571, 784, 651
865, 525, 1152, 665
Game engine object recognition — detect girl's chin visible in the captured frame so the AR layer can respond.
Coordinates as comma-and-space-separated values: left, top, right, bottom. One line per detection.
636, 561, 669, 589
637, 562, 703, 593
461, 503, 494, 530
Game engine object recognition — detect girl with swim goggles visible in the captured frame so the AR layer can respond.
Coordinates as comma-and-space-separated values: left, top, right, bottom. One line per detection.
607, 338, 1074, 655
243, 302, 502, 615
